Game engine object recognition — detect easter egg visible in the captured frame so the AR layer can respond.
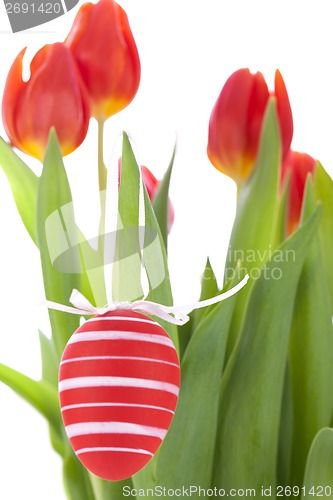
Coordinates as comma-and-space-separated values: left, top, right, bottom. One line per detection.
58, 309, 180, 481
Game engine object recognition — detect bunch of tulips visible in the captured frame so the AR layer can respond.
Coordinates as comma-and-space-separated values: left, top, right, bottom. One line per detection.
0, 0, 333, 498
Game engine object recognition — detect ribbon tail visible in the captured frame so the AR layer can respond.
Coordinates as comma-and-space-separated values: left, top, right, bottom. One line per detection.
42, 275, 249, 326
172, 274, 250, 316
42, 299, 92, 316
69, 289, 101, 315
132, 301, 189, 326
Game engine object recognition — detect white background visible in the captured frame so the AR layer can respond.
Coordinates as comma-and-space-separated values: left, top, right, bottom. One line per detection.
0, 1, 333, 498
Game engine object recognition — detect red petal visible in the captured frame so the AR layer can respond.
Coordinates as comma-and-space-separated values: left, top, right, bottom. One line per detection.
274, 70, 293, 161
281, 150, 316, 234
2, 48, 27, 149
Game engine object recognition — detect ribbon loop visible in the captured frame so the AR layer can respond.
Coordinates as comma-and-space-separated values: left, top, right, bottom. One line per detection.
43, 275, 249, 326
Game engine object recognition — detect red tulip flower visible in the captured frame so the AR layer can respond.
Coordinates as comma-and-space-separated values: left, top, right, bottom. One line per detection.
281, 150, 317, 235
2, 43, 90, 161
66, 0, 141, 121
207, 68, 293, 183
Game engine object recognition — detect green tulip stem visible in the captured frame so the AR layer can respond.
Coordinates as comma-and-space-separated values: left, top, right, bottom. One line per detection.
97, 118, 107, 204
236, 180, 246, 209
97, 118, 107, 243
93, 118, 108, 306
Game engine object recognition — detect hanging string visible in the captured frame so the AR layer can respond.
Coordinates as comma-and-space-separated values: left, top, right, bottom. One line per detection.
43, 274, 249, 326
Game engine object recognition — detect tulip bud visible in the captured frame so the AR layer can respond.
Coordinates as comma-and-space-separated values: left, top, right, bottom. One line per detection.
281, 150, 317, 235
207, 68, 293, 183
66, 0, 141, 121
2, 43, 90, 161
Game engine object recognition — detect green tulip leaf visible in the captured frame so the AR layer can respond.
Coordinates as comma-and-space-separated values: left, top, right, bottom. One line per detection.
0, 136, 98, 310
225, 98, 281, 354
36, 129, 80, 357
112, 132, 145, 302
141, 148, 179, 351
90, 475, 134, 499
152, 143, 176, 250
301, 428, 333, 499
76, 227, 99, 307
38, 330, 65, 456
289, 177, 333, 486
199, 257, 219, 302
178, 258, 219, 360
275, 170, 290, 246
277, 364, 293, 486
0, 137, 38, 243
271, 173, 294, 484
213, 205, 321, 494
39, 330, 59, 387
176, 312, 193, 361
314, 162, 333, 312
190, 257, 219, 329
0, 362, 61, 435
113, 133, 177, 343
63, 450, 95, 500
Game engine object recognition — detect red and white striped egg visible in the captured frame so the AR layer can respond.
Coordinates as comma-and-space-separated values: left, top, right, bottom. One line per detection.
58, 309, 180, 481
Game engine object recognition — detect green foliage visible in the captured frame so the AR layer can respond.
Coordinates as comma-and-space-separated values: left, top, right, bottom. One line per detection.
0, 137, 38, 242
289, 178, 333, 486
63, 451, 95, 500
302, 428, 333, 499
1, 100, 333, 500
0, 362, 62, 439
114, 133, 178, 349
214, 207, 321, 493
36, 130, 81, 357
314, 163, 333, 312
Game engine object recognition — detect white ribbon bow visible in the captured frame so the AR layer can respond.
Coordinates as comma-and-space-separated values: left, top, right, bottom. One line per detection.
44, 274, 249, 326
